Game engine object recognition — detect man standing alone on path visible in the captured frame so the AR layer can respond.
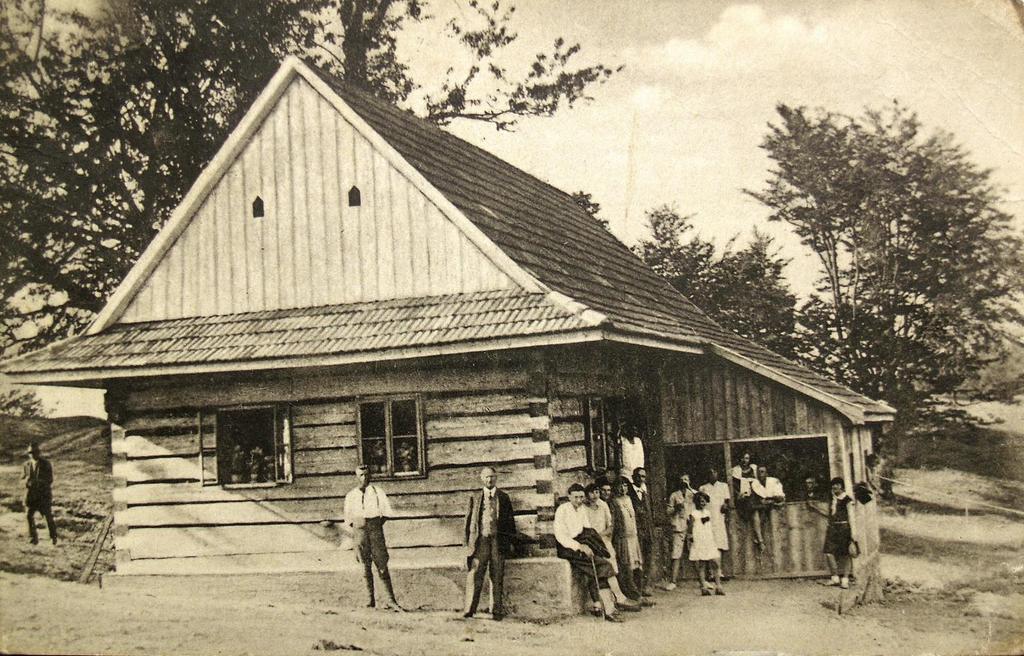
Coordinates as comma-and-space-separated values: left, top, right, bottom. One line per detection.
22, 443, 57, 545
462, 466, 516, 620
344, 465, 403, 611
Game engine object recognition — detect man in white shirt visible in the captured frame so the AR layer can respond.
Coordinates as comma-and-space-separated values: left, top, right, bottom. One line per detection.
344, 465, 402, 610
554, 483, 621, 622
752, 465, 786, 507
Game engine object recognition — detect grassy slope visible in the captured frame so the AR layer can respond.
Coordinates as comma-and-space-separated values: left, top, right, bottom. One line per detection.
877, 398, 1024, 624
0, 414, 113, 581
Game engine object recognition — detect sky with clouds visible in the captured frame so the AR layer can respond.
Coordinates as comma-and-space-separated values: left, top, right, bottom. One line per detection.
420, 0, 1023, 294
15, 0, 1024, 417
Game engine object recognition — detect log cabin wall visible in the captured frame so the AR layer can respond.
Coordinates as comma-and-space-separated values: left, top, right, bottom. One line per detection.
540, 344, 662, 504
107, 353, 554, 570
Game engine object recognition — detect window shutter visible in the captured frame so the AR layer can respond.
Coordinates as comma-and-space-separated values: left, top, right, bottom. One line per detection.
199, 409, 218, 486
277, 405, 293, 483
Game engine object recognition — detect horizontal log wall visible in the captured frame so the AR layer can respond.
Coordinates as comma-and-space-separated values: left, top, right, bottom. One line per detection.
111, 361, 553, 567
548, 397, 591, 498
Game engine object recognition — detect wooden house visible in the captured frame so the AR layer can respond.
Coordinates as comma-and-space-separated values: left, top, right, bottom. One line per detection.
3, 58, 893, 605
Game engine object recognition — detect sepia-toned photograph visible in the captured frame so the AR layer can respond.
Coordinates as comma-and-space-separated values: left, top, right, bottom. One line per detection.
1, 1, 1022, 654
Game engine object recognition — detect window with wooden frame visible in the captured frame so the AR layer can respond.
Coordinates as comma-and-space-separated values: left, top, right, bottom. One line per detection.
207, 405, 292, 487
357, 398, 424, 478
582, 396, 647, 475
583, 397, 614, 474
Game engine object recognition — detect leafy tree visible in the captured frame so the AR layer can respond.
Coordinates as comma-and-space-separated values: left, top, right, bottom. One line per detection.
0, 387, 45, 418
2, 0, 324, 354
317, 0, 618, 130
1, 0, 616, 356
635, 205, 801, 359
711, 230, 801, 360
570, 190, 609, 230
748, 103, 1024, 429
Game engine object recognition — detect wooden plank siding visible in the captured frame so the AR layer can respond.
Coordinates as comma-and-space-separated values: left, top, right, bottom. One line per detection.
111, 363, 553, 566
660, 357, 837, 443
657, 353, 872, 579
119, 75, 515, 324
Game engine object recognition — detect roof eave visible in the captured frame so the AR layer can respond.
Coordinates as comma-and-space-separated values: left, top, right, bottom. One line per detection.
0, 327, 609, 387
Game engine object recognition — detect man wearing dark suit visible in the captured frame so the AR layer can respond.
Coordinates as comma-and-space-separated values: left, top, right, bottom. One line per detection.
626, 466, 654, 596
462, 466, 516, 620
22, 442, 57, 545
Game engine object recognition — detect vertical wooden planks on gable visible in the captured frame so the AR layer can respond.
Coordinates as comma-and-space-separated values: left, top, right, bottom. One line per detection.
374, 152, 395, 298
239, 138, 257, 311
163, 228, 183, 319
444, 209, 462, 292
290, 82, 312, 309
354, 134, 377, 301
339, 115, 361, 302
213, 174, 233, 315
408, 190, 430, 297
260, 102, 280, 310
274, 87, 295, 309
228, 151, 249, 314
320, 101, 342, 299
390, 168, 413, 297
425, 205, 448, 293
304, 85, 329, 307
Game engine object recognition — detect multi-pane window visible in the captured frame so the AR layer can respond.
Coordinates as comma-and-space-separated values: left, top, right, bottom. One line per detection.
214, 406, 291, 486
358, 398, 423, 478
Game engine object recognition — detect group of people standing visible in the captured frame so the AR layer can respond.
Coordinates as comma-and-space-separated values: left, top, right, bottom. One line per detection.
331, 451, 867, 619
664, 468, 731, 596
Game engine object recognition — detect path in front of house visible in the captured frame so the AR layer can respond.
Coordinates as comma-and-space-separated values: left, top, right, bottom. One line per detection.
0, 570, 1019, 656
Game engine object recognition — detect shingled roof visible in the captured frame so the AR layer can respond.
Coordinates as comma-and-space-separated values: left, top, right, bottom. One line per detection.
4, 291, 591, 376
315, 66, 892, 418
2, 59, 893, 420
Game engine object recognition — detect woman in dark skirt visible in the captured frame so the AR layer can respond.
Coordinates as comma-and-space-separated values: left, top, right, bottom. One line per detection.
822, 476, 854, 589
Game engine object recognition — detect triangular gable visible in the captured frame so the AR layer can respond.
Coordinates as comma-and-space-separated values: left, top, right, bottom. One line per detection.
91, 58, 543, 331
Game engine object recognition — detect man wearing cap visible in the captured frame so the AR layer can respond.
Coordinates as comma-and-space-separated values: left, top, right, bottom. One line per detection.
462, 466, 516, 620
22, 442, 57, 545
344, 465, 403, 610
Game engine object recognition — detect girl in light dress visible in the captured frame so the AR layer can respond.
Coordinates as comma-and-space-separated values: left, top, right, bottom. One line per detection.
688, 491, 725, 596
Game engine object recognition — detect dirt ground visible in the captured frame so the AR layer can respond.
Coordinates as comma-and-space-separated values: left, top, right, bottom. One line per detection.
1, 432, 1022, 655
0, 568, 1020, 656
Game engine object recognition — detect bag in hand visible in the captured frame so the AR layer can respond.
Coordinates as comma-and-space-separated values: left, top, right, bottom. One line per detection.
848, 539, 861, 558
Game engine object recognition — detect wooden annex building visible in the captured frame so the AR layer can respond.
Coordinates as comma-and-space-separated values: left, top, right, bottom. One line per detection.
4, 58, 894, 611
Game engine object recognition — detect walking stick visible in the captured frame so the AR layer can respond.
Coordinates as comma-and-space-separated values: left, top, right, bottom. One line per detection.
589, 553, 604, 616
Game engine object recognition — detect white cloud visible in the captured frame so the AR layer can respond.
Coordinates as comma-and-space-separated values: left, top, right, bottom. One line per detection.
625, 4, 829, 77
629, 84, 671, 110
